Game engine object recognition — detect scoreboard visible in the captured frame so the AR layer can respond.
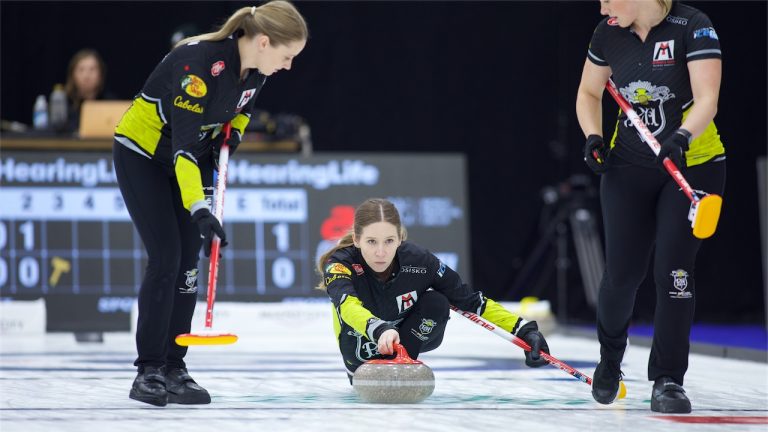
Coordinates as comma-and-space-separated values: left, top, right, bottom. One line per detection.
0, 151, 469, 331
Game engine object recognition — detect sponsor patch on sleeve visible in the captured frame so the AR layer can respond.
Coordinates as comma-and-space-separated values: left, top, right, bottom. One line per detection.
325, 263, 352, 276
325, 274, 351, 286
180, 74, 208, 98
437, 260, 446, 278
693, 27, 719, 40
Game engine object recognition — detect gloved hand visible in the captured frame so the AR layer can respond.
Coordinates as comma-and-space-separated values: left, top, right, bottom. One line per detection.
191, 208, 228, 257
515, 321, 550, 368
211, 128, 242, 168
583, 134, 608, 174
656, 129, 691, 170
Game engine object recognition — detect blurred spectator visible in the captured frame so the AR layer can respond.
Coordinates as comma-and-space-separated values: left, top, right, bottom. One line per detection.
64, 48, 115, 131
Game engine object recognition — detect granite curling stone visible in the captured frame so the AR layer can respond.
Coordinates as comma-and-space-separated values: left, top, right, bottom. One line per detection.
353, 343, 435, 403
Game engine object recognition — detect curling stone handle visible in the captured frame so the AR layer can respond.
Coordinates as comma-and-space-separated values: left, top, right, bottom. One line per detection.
365, 342, 424, 364
394, 343, 417, 363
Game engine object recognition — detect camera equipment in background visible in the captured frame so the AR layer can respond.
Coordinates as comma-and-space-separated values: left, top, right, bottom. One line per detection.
506, 174, 604, 324
246, 109, 313, 156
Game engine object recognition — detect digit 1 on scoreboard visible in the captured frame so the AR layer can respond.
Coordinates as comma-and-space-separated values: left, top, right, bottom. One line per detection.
271, 222, 290, 252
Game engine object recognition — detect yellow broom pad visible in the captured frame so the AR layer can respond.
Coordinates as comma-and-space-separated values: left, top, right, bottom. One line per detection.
692, 194, 723, 239
175, 333, 238, 346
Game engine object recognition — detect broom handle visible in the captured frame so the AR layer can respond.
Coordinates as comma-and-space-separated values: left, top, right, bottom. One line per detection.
205, 123, 232, 329
450, 305, 592, 385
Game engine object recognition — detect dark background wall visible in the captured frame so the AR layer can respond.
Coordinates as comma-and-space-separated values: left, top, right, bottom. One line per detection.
1, 1, 765, 324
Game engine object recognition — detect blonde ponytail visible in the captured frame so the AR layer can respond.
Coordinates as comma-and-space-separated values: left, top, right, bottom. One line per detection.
175, 1, 308, 48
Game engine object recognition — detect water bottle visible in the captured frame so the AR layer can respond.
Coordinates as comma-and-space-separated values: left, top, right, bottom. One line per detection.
49, 84, 68, 131
32, 94, 49, 130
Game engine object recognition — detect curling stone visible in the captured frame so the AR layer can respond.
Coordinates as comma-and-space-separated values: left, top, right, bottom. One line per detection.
353, 343, 435, 404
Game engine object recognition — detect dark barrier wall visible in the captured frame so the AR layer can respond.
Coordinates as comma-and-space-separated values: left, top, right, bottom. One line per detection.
1, 1, 765, 323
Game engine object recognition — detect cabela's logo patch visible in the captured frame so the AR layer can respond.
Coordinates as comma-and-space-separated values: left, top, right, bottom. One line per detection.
173, 96, 203, 113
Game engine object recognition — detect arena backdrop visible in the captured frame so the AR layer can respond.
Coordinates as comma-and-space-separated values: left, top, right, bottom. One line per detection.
0, 1, 765, 325
0, 151, 468, 331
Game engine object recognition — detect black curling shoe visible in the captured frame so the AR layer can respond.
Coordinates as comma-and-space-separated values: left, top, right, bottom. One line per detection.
166, 368, 211, 404
129, 366, 167, 407
591, 359, 623, 404
651, 376, 692, 414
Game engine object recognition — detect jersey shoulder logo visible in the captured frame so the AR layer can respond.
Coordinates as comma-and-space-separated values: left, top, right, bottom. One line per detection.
693, 27, 718, 40
180, 74, 207, 98
400, 265, 427, 274
211, 61, 226, 77
326, 263, 352, 276
665, 15, 688, 26
352, 264, 364, 275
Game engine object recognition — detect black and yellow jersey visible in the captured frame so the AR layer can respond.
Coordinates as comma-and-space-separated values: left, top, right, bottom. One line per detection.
587, 3, 725, 168
115, 33, 266, 214
323, 241, 526, 366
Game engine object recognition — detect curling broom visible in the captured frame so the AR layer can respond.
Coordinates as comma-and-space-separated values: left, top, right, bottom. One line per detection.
176, 123, 238, 346
450, 305, 627, 400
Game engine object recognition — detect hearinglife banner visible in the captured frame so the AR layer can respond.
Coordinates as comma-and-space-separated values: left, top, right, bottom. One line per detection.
0, 151, 469, 331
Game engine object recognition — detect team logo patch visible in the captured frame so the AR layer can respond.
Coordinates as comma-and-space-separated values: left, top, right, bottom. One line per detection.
348, 329, 379, 361
352, 264, 364, 275
173, 96, 203, 114
693, 27, 719, 40
652, 40, 675, 67
180, 74, 207, 98
211, 61, 226, 77
418, 318, 437, 335
326, 263, 352, 275
437, 261, 446, 278
619, 81, 675, 136
236, 88, 257, 112
411, 318, 437, 341
396, 290, 418, 313
179, 268, 198, 294
669, 269, 692, 299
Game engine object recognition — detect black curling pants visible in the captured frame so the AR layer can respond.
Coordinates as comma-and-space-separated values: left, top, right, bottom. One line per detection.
596, 156, 725, 385
397, 290, 450, 359
113, 142, 211, 372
